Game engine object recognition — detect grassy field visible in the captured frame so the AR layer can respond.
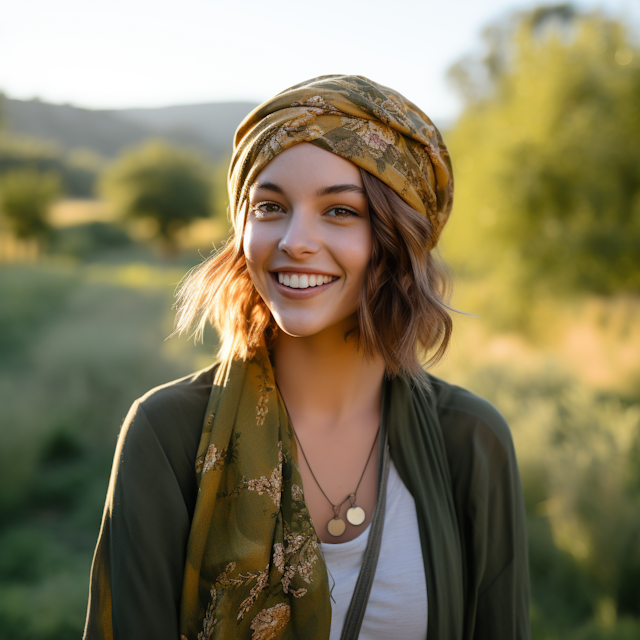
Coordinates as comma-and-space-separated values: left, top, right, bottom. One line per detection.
0, 259, 215, 640
1, 240, 639, 638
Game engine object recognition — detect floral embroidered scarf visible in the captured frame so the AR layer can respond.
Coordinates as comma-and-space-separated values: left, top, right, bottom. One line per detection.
229, 74, 453, 249
179, 349, 330, 640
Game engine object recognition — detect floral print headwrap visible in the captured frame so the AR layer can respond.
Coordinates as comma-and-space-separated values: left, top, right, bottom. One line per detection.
229, 74, 454, 249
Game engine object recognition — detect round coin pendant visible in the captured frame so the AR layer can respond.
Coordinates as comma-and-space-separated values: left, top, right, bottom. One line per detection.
346, 506, 366, 526
327, 517, 346, 537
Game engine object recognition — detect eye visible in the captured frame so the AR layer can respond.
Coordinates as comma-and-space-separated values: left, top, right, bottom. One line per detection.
250, 201, 284, 218
326, 207, 359, 219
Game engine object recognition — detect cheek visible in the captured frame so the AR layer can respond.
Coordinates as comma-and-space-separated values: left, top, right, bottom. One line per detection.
242, 220, 270, 282
242, 219, 258, 265
339, 227, 373, 283
241, 224, 267, 302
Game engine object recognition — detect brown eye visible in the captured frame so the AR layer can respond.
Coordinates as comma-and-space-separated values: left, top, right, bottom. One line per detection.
250, 202, 284, 217
327, 207, 358, 219
262, 203, 282, 213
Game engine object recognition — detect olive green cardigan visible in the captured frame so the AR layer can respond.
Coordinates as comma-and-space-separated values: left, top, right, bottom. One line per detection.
83, 366, 531, 639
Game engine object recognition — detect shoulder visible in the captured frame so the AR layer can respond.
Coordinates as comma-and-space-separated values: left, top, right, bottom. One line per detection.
135, 364, 217, 430
417, 373, 518, 482
426, 374, 512, 447
119, 364, 217, 470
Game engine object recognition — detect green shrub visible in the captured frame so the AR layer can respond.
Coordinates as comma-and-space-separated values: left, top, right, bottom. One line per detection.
50, 222, 131, 259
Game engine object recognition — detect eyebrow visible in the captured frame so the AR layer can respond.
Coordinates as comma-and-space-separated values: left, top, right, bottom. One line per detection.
251, 181, 366, 198
251, 181, 284, 194
316, 183, 366, 197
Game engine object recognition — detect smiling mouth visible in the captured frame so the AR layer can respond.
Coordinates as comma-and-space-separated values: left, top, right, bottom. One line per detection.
272, 272, 338, 289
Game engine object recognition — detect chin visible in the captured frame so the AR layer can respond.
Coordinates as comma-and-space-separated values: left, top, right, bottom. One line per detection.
273, 318, 328, 339
272, 310, 358, 340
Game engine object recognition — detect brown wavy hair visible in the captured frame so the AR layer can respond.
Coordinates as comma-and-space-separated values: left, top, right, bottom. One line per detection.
174, 168, 453, 384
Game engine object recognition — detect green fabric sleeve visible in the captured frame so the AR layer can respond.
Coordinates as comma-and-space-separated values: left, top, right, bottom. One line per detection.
83, 370, 211, 640
435, 381, 531, 640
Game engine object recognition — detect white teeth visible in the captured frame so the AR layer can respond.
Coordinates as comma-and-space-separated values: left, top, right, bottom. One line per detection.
277, 273, 335, 289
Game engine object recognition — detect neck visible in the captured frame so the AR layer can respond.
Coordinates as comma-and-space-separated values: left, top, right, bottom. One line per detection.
271, 317, 385, 430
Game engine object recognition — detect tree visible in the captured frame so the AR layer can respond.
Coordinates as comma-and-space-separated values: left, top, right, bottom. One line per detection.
444, 5, 640, 295
0, 169, 60, 241
101, 141, 214, 252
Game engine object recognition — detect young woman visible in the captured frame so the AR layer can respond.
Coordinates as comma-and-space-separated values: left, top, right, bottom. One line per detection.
84, 75, 531, 640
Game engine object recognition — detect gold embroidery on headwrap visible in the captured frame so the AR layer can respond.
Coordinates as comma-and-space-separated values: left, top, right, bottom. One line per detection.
340, 118, 396, 157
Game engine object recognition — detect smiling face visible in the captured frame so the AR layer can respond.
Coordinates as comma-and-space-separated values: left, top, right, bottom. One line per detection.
243, 142, 372, 339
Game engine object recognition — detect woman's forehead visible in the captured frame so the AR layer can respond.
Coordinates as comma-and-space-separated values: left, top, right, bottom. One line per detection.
252, 142, 363, 191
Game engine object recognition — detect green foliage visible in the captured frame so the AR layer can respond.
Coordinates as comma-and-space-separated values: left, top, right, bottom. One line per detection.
213, 154, 231, 222
0, 135, 98, 197
50, 222, 132, 260
454, 364, 640, 635
0, 169, 60, 240
101, 141, 214, 250
0, 267, 78, 360
0, 262, 213, 638
445, 6, 640, 295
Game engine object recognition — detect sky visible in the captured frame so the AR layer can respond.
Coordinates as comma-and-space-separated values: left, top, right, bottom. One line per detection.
2, 0, 638, 125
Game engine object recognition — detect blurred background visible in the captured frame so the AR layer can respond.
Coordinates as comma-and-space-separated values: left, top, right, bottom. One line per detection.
1, 0, 639, 638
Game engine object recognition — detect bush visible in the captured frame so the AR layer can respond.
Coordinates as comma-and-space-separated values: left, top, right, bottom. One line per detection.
0, 169, 60, 240
50, 222, 132, 259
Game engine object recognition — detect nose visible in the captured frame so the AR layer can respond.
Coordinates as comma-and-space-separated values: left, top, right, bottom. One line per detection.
277, 208, 320, 258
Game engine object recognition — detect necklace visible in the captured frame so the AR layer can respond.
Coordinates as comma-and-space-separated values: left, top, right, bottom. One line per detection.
289, 418, 379, 538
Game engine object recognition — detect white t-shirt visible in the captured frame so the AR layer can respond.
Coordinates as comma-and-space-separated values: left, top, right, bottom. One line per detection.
320, 458, 428, 640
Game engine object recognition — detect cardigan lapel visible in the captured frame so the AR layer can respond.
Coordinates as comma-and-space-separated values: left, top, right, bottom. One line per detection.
386, 375, 465, 640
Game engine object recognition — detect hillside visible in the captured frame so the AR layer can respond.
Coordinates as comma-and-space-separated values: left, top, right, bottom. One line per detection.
116, 102, 258, 153
2, 98, 258, 159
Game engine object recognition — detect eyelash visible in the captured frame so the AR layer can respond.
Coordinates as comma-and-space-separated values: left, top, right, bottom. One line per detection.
328, 207, 360, 219
250, 201, 360, 219
250, 202, 282, 217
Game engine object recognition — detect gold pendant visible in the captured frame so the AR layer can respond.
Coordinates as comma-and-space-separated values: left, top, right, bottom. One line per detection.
346, 494, 366, 526
346, 505, 365, 526
327, 516, 346, 537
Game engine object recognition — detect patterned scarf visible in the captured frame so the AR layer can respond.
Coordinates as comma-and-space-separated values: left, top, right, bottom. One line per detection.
179, 349, 331, 640
229, 74, 453, 249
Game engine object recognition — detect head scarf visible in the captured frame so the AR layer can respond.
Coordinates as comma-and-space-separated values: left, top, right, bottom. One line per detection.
229, 74, 454, 249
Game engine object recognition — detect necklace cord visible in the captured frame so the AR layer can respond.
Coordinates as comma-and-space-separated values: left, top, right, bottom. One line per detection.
279, 388, 380, 513
292, 424, 379, 511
